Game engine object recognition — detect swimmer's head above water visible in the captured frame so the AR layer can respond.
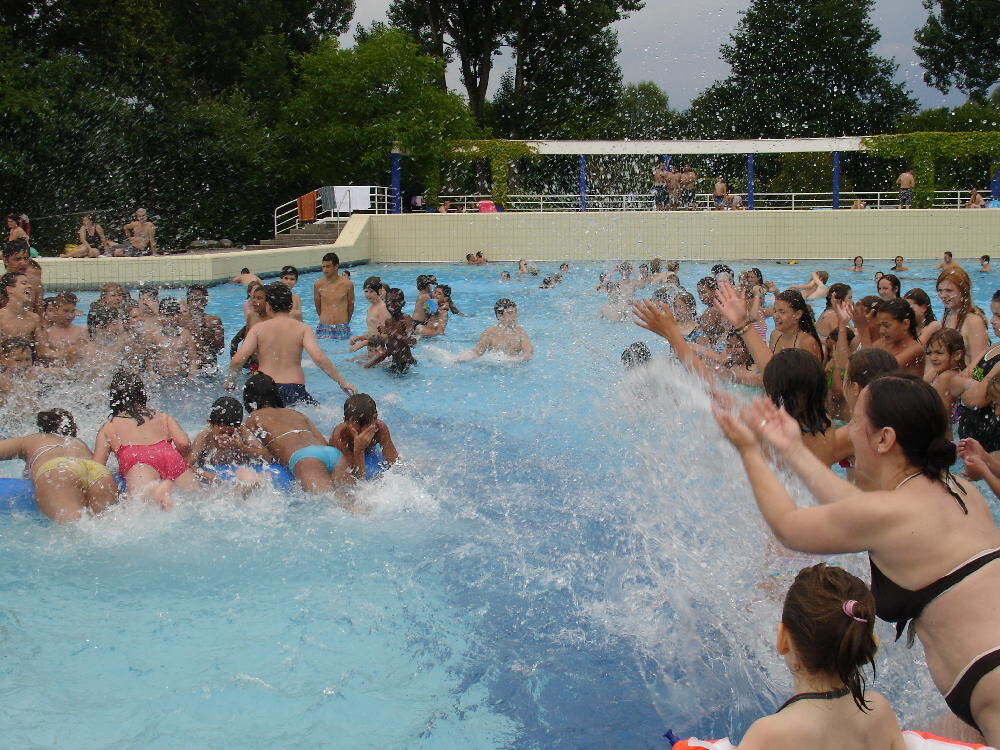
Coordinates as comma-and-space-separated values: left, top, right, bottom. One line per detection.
37, 408, 78, 437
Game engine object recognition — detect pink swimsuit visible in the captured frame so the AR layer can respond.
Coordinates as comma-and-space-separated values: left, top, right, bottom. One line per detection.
115, 440, 189, 480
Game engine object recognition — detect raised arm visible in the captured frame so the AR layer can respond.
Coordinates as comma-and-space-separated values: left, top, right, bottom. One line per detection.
632, 298, 714, 382
302, 330, 356, 395
714, 283, 772, 369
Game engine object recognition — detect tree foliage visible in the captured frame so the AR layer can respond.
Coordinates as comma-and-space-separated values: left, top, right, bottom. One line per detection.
687, 0, 916, 140
914, 0, 1000, 104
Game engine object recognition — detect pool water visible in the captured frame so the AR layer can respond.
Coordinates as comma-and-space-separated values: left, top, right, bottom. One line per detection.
1, 259, 994, 748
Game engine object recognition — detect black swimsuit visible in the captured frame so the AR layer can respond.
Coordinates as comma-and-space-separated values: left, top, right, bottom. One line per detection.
775, 686, 850, 713
957, 344, 1000, 452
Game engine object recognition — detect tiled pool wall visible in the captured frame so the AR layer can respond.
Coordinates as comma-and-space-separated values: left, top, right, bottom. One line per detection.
39, 210, 999, 290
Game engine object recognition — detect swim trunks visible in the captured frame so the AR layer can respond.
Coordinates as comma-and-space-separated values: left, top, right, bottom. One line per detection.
276, 382, 318, 407
654, 185, 668, 208
899, 188, 913, 206
316, 323, 351, 340
34, 457, 113, 491
116, 440, 189, 480
287, 445, 343, 475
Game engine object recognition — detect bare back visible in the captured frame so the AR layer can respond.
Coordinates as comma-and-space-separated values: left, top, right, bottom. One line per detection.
244, 407, 326, 465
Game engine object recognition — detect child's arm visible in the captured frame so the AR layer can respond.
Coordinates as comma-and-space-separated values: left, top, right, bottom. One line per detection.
964, 450, 1000, 498
375, 420, 398, 465
187, 429, 209, 467
163, 414, 191, 456
239, 425, 272, 462
328, 423, 350, 454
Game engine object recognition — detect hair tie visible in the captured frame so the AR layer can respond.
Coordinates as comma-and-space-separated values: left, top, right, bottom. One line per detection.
842, 600, 868, 623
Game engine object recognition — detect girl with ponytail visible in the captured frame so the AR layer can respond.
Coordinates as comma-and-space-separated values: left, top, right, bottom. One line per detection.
713, 375, 1000, 743
737, 564, 905, 750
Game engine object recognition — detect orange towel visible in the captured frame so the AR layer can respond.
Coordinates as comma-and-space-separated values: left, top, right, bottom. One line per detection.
297, 191, 317, 222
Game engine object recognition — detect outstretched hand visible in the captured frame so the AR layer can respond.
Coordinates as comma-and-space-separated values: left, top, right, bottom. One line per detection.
712, 401, 758, 451
959, 438, 991, 480
833, 298, 853, 326
741, 398, 803, 455
633, 298, 679, 341
714, 283, 749, 327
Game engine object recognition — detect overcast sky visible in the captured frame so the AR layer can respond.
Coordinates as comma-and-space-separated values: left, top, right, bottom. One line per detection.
341, 0, 964, 112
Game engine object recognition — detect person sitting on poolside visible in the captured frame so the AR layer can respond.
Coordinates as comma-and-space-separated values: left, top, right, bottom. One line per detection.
37, 292, 88, 368
188, 396, 271, 468
0, 409, 120, 522
62, 214, 109, 258
329, 393, 398, 476
226, 282, 356, 406
242, 373, 370, 497
92, 371, 200, 509
457, 298, 533, 362
114, 207, 157, 256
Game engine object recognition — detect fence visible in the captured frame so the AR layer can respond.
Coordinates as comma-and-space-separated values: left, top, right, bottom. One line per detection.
273, 186, 393, 235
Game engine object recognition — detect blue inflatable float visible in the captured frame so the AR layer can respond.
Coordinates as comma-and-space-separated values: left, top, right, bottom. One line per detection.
0, 447, 390, 516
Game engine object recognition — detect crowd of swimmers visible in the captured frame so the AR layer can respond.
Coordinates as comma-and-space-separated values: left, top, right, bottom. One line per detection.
6, 234, 1000, 745
624, 252, 1000, 747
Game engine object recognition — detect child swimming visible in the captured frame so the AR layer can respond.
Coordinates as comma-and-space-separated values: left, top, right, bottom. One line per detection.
188, 396, 271, 468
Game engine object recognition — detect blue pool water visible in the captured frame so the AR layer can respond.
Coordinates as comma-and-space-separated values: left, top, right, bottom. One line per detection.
1, 259, 994, 748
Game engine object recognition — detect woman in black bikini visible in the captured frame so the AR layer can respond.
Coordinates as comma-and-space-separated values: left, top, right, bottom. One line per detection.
714, 375, 1000, 744
736, 564, 905, 750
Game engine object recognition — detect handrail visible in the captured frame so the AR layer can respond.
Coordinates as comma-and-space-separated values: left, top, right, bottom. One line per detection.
435, 189, 994, 212
273, 186, 393, 235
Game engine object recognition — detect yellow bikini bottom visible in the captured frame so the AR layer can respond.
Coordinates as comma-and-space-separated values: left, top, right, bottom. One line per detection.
34, 457, 113, 492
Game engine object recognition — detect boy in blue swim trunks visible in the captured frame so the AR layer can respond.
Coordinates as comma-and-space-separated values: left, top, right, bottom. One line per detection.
313, 252, 354, 340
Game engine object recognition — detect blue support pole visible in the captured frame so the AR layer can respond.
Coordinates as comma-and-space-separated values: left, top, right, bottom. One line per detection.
390, 148, 402, 214
832, 151, 841, 210
747, 154, 755, 210
579, 155, 588, 212
663, 155, 670, 170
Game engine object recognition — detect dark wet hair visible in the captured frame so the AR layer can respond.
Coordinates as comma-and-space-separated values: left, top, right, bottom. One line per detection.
158, 297, 181, 315
138, 286, 158, 299
209, 396, 244, 427
243, 372, 284, 411
673, 291, 698, 319
494, 298, 516, 318
264, 282, 292, 313
903, 288, 936, 325
846, 348, 897, 389
696, 276, 718, 291
621, 342, 652, 368
824, 283, 851, 309
109, 370, 153, 425
87, 303, 120, 338
280, 265, 299, 279
55, 291, 77, 307
749, 267, 764, 285
711, 264, 733, 278
858, 295, 882, 315
762, 349, 831, 435
344, 393, 377, 426
37, 408, 78, 437
322, 252, 340, 265
1, 271, 24, 289
437, 284, 462, 315
782, 563, 877, 712
385, 288, 405, 319
982, 255, 991, 264
853, 255, 864, 265
1, 337, 32, 357
879, 274, 901, 298
864, 374, 966, 510
877, 298, 918, 340
416, 274, 432, 291
240, 267, 251, 274
774, 290, 822, 351
363, 276, 382, 292
187, 284, 208, 299
2, 241, 28, 259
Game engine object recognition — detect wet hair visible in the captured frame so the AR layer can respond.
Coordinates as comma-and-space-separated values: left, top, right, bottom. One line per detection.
944, 251, 953, 260
494, 298, 516, 318
858, 295, 882, 315
749, 267, 764, 285
782, 563, 877, 712
209, 396, 244, 427
386, 288, 405, 319
243, 372, 284, 411
37, 408, 78, 437
108, 370, 154, 425
725, 333, 753, 369
873, 271, 884, 284
937, 267, 984, 332
853, 255, 863, 266
1, 271, 24, 289
696, 276, 718, 292
363, 276, 382, 292
762, 349, 831, 435
879, 274, 901, 298
87, 303, 120, 338
416, 274, 433, 291
666, 261, 680, 273
1, 336, 32, 357
982, 255, 991, 264
280, 265, 299, 280
846, 348, 897, 389
876, 298, 918, 340
2, 242, 28, 260
55, 291, 77, 307
774, 290, 822, 351
824, 283, 851, 309
240, 267, 251, 274
322, 252, 340, 265
367, 334, 385, 348
926, 328, 967, 369
903, 288, 936, 326
42, 296, 60, 311
246, 280, 263, 297
344, 393, 377, 426
158, 297, 181, 315
621, 342, 652, 368
864, 374, 966, 509
650, 258, 662, 273
187, 284, 207, 300
138, 287, 158, 299
264, 282, 292, 312
672, 291, 698, 319
711, 263, 733, 278
437, 284, 462, 315
99, 282, 126, 302
815, 270, 829, 283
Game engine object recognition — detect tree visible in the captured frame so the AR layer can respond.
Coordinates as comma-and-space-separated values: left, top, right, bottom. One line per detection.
914, 0, 1000, 105
612, 82, 678, 140
686, 0, 916, 140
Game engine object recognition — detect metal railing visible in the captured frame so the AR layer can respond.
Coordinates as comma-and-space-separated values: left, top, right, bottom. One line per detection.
273, 186, 393, 235
436, 189, 994, 212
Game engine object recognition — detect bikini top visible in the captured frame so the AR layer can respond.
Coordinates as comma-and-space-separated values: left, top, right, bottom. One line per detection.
870, 547, 1000, 643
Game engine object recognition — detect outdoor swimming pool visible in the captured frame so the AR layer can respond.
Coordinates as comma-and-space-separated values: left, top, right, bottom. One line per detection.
1, 259, 993, 748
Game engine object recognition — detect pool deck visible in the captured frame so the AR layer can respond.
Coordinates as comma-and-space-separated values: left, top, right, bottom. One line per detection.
38, 209, 1000, 290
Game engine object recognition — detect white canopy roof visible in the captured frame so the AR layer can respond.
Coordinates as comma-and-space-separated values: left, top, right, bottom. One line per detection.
517, 137, 865, 155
